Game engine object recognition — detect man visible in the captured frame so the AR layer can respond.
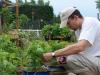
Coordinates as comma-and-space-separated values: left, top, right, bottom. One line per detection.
43, 7, 100, 75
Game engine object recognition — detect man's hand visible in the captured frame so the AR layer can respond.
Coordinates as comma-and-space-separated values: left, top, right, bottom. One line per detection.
43, 52, 53, 62
57, 56, 66, 64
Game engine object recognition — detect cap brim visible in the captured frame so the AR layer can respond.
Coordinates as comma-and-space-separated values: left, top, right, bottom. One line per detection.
60, 19, 68, 28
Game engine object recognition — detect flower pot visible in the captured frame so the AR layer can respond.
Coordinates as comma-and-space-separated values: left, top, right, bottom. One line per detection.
23, 71, 50, 75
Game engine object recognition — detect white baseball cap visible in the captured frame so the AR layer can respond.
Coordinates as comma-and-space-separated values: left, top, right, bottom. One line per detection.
60, 7, 77, 28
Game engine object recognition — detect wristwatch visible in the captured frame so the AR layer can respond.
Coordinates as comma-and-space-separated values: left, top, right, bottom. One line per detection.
51, 52, 55, 57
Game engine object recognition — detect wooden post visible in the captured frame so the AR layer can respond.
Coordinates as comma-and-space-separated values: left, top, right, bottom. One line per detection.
16, 0, 19, 32
15, 0, 19, 46
0, 14, 2, 33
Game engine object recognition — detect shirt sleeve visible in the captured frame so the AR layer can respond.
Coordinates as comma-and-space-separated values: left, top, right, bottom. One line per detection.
78, 22, 97, 45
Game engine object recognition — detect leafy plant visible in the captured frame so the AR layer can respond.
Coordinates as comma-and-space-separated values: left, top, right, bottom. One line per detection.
1, 7, 15, 32
0, 34, 18, 53
19, 14, 29, 29
51, 24, 61, 36
48, 40, 68, 52
0, 51, 17, 75
60, 27, 70, 36
0, 34, 21, 75
0, 33, 73, 73
25, 40, 52, 71
42, 23, 74, 41
42, 24, 53, 36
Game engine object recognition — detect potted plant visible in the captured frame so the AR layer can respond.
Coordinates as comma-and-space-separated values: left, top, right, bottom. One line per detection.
22, 40, 52, 75
42, 24, 53, 40
22, 40, 68, 75
42, 23, 74, 41
21, 40, 68, 75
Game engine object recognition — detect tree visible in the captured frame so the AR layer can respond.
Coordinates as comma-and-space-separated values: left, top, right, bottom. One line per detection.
25, 0, 28, 4
96, 0, 100, 12
45, 0, 50, 6
31, 0, 36, 5
12, 4, 54, 29
1, 7, 15, 32
18, 0, 24, 5
37, 0, 44, 6
53, 15, 60, 23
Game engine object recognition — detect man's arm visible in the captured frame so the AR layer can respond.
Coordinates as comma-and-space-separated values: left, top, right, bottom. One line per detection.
54, 39, 91, 57
43, 39, 91, 62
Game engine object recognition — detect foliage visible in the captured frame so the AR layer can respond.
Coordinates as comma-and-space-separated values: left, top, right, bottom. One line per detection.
12, 4, 54, 25
18, 0, 24, 5
0, 34, 18, 53
42, 24, 71, 36
0, 7, 29, 32
19, 14, 29, 29
48, 40, 68, 52
96, 0, 100, 12
51, 24, 61, 36
42, 24, 53, 36
1, 7, 14, 24
42, 24, 75, 41
30, 0, 36, 5
37, 0, 44, 6
53, 15, 60, 24
60, 27, 70, 36
19, 30, 43, 41
0, 33, 73, 73
24, 40, 52, 71
0, 7, 15, 32
23, 40, 72, 71
0, 51, 16, 75
0, 34, 20, 75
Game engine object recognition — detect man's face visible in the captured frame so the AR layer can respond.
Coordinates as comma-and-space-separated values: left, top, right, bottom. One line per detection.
67, 16, 80, 30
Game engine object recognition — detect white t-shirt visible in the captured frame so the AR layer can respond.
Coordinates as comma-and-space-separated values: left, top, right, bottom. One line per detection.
75, 17, 100, 57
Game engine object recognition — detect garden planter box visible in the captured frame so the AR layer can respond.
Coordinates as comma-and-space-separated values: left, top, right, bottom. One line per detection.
23, 71, 67, 75
44, 35, 66, 41
48, 66, 65, 71
23, 71, 50, 75
23, 66, 67, 75
50, 72, 67, 75
48, 66, 67, 75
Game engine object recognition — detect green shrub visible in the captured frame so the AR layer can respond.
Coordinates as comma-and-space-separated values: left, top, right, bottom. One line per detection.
48, 40, 68, 51
42, 23, 75, 41
0, 34, 20, 75
25, 40, 52, 71
0, 33, 73, 73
